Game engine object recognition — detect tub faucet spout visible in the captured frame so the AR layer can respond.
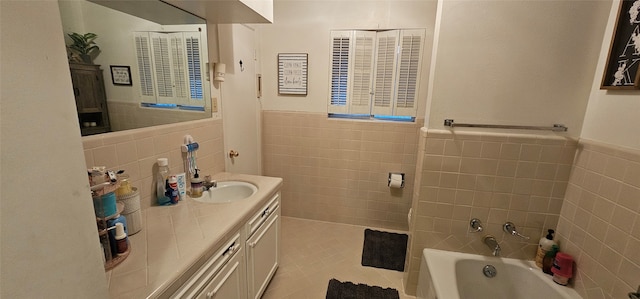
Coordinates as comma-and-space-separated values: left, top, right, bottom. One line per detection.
483, 235, 501, 256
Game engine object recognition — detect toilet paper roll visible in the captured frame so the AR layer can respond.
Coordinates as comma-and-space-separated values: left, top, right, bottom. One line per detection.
389, 173, 404, 188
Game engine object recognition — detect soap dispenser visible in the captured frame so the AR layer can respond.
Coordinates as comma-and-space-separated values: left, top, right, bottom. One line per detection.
536, 229, 556, 268
191, 169, 203, 198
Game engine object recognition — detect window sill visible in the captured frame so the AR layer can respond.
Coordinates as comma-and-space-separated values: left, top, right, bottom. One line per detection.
328, 113, 415, 123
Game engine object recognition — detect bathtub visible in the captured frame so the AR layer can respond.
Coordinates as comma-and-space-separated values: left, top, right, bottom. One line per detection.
417, 248, 582, 299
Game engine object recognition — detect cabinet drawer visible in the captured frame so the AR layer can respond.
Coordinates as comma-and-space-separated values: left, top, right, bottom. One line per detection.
246, 193, 280, 237
195, 245, 245, 299
171, 233, 242, 298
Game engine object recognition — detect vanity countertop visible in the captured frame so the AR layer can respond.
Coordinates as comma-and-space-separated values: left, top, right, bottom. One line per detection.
106, 172, 283, 298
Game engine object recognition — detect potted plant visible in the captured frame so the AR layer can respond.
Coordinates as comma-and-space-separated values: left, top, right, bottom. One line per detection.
67, 32, 100, 64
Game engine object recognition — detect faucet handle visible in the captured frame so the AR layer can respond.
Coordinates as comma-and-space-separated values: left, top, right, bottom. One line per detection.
629, 285, 640, 299
503, 222, 530, 240
470, 218, 483, 232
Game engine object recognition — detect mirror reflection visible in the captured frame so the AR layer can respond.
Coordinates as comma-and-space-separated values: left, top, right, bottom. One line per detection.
58, 0, 212, 136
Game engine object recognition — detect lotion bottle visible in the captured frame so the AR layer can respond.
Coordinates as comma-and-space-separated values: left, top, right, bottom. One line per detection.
535, 229, 556, 268
190, 169, 203, 198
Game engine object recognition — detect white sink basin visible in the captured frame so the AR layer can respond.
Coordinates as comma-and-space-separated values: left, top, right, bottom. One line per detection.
193, 181, 258, 203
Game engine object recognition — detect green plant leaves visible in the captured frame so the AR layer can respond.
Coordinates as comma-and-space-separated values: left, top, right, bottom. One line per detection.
67, 32, 100, 55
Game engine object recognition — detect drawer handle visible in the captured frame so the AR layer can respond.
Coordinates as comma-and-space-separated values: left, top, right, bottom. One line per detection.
224, 242, 240, 256
206, 290, 215, 298
249, 241, 257, 248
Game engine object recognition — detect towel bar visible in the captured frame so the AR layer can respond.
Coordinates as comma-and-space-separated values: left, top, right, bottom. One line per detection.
444, 119, 568, 132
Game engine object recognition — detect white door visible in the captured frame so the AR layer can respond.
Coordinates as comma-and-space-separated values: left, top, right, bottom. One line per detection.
220, 24, 261, 175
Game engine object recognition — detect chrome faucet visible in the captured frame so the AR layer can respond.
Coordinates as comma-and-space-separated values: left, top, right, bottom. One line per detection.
629, 285, 640, 299
503, 222, 530, 240
203, 175, 217, 191
483, 235, 501, 256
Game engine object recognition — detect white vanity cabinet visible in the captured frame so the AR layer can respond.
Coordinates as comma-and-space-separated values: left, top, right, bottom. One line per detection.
171, 233, 246, 299
165, 191, 281, 299
245, 193, 280, 299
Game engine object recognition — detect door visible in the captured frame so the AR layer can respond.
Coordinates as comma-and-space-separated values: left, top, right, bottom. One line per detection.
219, 24, 262, 175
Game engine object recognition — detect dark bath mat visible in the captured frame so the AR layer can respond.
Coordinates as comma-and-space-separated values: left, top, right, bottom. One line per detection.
361, 229, 408, 271
325, 279, 400, 299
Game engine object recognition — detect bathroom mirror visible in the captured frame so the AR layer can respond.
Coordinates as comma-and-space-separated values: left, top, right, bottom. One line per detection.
58, 0, 212, 135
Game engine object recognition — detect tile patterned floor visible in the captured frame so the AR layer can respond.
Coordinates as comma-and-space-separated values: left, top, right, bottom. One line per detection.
262, 216, 415, 299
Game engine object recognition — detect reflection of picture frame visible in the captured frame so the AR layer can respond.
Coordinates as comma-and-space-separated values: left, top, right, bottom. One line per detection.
278, 53, 308, 95
110, 65, 132, 86
601, 0, 640, 89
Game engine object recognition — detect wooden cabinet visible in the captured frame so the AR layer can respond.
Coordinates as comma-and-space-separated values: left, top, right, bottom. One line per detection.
69, 63, 110, 136
245, 193, 280, 299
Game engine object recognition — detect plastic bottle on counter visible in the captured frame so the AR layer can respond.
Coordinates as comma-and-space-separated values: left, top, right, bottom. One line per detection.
542, 244, 559, 275
535, 229, 556, 268
156, 158, 172, 205
167, 175, 179, 204
114, 222, 128, 254
191, 169, 203, 198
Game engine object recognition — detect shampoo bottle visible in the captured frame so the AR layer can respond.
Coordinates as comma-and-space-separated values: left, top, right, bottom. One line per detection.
542, 244, 559, 275
535, 229, 556, 268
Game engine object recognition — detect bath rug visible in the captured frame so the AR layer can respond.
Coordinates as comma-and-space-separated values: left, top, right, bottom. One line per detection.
325, 279, 400, 299
361, 229, 408, 271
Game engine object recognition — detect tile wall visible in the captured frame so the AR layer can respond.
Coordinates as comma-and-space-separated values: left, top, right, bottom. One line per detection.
404, 128, 578, 295
107, 101, 212, 132
82, 118, 225, 209
262, 111, 423, 230
556, 139, 640, 299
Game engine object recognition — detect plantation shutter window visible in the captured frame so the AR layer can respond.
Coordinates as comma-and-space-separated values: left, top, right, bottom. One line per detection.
349, 31, 376, 115
327, 29, 425, 119
371, 30, 399, 116
184, 32, 204, 101
394, 29, 425, 117
134, 31, 205, 107
134, 32, 156, 103
328, 31, 352, 114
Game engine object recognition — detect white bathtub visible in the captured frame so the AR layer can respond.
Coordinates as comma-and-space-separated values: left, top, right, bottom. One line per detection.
417, 248, 582, 299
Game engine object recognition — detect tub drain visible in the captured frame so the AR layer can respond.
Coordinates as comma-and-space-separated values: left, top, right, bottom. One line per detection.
483, 265, 497, 278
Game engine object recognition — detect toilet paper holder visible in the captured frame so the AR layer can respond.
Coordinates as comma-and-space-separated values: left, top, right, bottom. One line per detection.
388, 172, 405, 188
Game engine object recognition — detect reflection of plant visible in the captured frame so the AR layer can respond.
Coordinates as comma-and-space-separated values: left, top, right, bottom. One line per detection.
67, 32, 100, 63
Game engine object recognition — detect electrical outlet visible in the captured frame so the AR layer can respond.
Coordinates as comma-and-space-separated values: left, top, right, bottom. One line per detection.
211, 97, 218, 113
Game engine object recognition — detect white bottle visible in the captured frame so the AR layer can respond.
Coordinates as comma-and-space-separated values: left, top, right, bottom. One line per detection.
156, 158, 171, 205
535, 229, 556, 268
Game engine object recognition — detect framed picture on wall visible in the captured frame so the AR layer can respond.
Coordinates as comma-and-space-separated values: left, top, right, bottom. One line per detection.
278, 53, 308, 95
601, 0, 640, 89
110, 65, 132, 86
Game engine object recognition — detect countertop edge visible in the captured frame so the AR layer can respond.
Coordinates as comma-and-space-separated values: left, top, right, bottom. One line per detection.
108, 173, 283, 299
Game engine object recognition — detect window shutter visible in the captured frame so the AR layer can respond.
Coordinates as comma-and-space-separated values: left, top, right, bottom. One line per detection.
327, 29, 424, 120
348, 31, 376, 115
134, 32, 156, 102
394, 29, 424, 117
170, 32, 188, 102
150, 32, 174, 103
371, 30, 399, 116
328, 31, 351, 114
184, 32, 204, 103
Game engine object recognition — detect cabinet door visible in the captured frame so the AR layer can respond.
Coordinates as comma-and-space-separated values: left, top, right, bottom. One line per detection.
196, 246, 246, 299
246, 212, 279, 299
71, 68, 105, 113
